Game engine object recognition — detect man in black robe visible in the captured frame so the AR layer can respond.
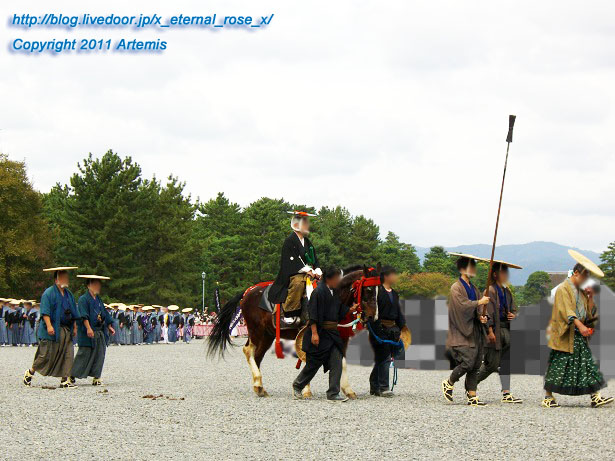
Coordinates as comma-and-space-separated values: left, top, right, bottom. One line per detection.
369, 266, 405, 397
268, 211, 322, 316
292, 267, 356, 401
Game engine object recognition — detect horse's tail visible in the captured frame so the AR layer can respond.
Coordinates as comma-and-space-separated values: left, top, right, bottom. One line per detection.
207, 291, 244, 358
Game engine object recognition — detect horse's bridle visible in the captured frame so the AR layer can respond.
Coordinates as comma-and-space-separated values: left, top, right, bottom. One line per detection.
351, 275, 380, 323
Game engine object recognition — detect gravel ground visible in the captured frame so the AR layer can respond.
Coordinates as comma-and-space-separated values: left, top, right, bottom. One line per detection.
1, 340, 613, 461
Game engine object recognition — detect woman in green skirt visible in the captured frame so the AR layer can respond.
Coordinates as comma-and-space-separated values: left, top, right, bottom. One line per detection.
543, 250, 613, 408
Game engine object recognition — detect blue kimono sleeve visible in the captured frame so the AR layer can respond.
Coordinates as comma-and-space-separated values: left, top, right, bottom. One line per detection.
77, 296, 89, 320
40, 290, 53, 318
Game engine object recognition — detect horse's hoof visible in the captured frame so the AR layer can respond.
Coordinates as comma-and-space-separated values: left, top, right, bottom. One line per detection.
302, 390, 313, 399
254, 387, 269, 397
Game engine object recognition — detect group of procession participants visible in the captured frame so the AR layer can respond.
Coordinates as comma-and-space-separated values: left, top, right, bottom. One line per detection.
0, 297, 208, 349
274, 212, 614, 407
8, 210, 614, 409
7, 271, 206, 388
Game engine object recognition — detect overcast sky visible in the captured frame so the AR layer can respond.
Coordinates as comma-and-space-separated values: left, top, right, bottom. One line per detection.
1, 0, 614, 252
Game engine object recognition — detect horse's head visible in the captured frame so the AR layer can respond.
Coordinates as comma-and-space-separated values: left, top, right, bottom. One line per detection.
340, 263, 381, 323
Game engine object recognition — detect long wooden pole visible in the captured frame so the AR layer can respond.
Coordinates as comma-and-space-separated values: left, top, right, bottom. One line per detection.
485, 115, 516, 315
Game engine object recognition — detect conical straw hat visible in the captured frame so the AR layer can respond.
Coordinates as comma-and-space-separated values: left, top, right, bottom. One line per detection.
568, 249, 604, 278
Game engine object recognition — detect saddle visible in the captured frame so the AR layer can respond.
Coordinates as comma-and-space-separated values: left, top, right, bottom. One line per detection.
258, 285, 310, 330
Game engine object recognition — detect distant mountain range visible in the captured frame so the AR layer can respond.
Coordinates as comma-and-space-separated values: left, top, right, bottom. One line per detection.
414, 241, 602, 285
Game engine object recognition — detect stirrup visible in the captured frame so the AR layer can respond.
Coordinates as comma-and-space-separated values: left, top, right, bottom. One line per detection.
591, 393, 614, 408
541, 396, 560, 408
441, 379, 454, 402
501, 393, 523, 403
23, 369, 33, 387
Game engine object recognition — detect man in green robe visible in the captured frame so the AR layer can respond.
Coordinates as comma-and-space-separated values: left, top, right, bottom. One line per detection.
543, 250, 613, 408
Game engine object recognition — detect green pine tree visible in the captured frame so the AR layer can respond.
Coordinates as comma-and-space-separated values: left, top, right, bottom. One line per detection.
599, 242, 615, 291
423, 246, 457, 276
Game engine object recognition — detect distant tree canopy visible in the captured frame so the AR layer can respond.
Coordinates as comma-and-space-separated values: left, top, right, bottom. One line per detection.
600, 242, 615, 291
0, 154, 53, 296
516, 271, 552, 306
397, 272, 455, 299
3, 151, 610, 309
423, 246, 457, 277
2, 151, 425, 307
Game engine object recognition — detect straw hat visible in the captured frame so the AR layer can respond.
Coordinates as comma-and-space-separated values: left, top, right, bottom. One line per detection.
77, 274, 111, 280
568, 249, 604, 278
117, 304, 127, 311
9, 300, 20, 305
43, 266, 78, 272
168, 305, 179, 311
142, 306, 153, 311
182, 308, 193, 313
448, 252, 491, 263
492, 259, 523, 270
295, 326, 307, 363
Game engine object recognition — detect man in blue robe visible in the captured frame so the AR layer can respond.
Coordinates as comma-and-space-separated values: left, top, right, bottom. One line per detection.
70, 275, 115, 386
118, 306, 129, 345
22, 301, 38, 346
0, 299, 9, 346
7, 300, 19, 346
182, 308, 194, 343
108, 304, 120, 345
168, 306, 179, 343
24, 266, 79, 388
152, 306, 162, 343
142, 307, 154, 344
0, 299, 9, 347
15, 302, 27, 346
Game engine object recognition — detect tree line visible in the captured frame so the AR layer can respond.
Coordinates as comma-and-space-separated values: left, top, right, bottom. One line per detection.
1, 151, 614, 309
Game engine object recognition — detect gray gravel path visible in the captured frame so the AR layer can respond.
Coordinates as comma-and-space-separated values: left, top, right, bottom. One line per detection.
0, 340, 613, 460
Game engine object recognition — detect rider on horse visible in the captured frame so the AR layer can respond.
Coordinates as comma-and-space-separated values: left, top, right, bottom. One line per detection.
268, 211, 322, 318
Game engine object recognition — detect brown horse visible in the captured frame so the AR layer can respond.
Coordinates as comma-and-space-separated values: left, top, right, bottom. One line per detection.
207, 266, 381, 398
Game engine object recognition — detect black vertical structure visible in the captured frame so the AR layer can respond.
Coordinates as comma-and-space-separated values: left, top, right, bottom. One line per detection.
485, 115, 516, 315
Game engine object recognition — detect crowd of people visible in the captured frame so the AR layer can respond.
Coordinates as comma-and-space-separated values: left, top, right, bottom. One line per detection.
0, 298, 39, 347
0, 295, 219, 348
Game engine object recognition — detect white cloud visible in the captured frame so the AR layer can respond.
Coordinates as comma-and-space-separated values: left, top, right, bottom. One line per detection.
1, 0, 614, 252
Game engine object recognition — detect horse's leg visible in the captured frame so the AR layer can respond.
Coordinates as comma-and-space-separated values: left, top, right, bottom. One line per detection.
251, 333, 274, 397
243, 338, 267, 397
341, 339, 357, 399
